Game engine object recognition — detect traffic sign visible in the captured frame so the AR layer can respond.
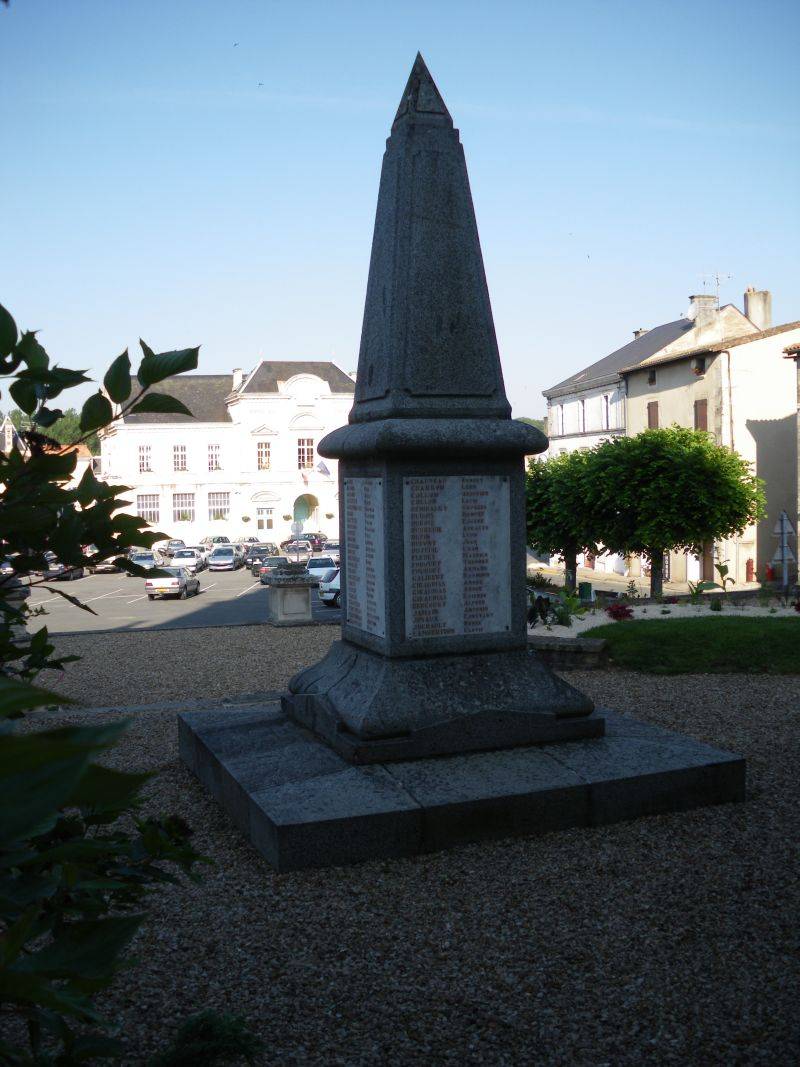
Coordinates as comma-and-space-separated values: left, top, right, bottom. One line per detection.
772, 545, 796, 564
772, 511, 796, 537
290, 521, 303, 537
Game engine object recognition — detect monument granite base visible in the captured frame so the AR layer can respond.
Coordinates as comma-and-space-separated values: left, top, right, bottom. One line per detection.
178, 703, 745, 872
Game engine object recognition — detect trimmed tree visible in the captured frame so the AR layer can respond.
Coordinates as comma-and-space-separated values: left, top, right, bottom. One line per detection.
525, 450, 601, 591
584, 427, 765, 597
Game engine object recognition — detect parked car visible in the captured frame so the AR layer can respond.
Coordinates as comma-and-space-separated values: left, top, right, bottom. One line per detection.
171, 547, 205, 574
238, 535, 260, 545
207, 545, 242, 571
306, 556, 337, 585
246, 543, 279, 574
41, 551, 85, 581
200, 535, 231, 548
126, 551, 158, 576
318, 568, 341, 607
322, 540, 340, 564
83, 544, 122, 574
281, 532, 327, 552
283, 539, 313, 561
258, 556, 290, 584
145, 566, 200, 600
163, 539, 186, 558
187, 544, 211, 562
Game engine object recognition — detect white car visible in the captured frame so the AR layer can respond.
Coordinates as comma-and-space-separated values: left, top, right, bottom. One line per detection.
187, 544, 211, 562
318, 568, 340, 607
171, 547, 205, 573
145, 566, 200, 600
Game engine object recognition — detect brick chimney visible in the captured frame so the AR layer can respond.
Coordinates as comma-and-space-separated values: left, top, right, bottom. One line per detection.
744, 287, 772, 331
687, 294, 718, 328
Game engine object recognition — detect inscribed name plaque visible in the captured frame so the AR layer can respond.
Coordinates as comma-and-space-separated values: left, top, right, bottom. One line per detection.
403, 476, 511, 639
343, 478, 386, 638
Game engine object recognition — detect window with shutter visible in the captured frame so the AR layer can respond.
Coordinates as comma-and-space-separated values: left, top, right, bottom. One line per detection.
694, 398, 708, 431
647, 401, 659, 429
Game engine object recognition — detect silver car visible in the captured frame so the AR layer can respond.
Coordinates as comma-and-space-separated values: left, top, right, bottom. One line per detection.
145, 566, 200, 600
171, 547, 205, 574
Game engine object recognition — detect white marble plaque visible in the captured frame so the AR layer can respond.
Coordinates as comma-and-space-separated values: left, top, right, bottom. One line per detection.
344, 478, 386, 638
403, 475, 511, 639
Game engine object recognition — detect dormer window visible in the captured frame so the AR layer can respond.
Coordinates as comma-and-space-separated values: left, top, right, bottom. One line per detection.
692, 356, 706, 376
647, 369, 657, 386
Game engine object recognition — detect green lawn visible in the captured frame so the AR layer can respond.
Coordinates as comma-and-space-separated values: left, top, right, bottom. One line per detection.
582, 617, 800, 674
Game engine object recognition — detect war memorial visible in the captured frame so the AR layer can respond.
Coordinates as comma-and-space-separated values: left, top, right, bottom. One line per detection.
179, 55, 745, 871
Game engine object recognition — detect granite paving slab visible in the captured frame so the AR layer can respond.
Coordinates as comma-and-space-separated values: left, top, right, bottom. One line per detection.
179, 704, 745, 871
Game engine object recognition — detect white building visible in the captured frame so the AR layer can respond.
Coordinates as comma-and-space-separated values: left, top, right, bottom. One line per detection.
99, 361, 355, 545
541, 289, 800, 583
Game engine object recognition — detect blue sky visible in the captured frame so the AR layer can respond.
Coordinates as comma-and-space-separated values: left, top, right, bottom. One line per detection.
2, 0, 798, 418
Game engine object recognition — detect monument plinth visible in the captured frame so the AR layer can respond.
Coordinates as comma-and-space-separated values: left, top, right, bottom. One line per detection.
179, 55, 745, 871
284, 54, 600, 761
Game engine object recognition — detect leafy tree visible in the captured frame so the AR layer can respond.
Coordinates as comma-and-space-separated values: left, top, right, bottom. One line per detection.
518, 415, 546, 435
525, 450, 602, 591
584, 427, 765, 597
0, 301, 207, 1062
2, 407, 100, 454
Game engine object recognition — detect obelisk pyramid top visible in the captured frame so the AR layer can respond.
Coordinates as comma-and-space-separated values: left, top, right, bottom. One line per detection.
321, 54, 546, 458
393, 52, 452, 127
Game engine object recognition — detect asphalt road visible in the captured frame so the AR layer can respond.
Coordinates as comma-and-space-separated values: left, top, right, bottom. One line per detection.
24, 567, 342, 634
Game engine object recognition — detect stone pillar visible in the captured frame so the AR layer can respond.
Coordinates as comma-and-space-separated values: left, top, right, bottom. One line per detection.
284, 54, 600, 763
263, 561, 316, 627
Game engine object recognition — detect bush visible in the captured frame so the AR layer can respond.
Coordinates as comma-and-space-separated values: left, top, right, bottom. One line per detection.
0, 302, 206, 1062
606, 602, 634, 621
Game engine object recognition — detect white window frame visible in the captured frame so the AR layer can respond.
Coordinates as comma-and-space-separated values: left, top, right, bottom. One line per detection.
257, 441, 271, 471
602, 394, 610, 431
173, 444, 187, 472
136, 493, 159, 524
138, 444, 152, 473
579, 399, 586, 433
297, 438, 314, 470
208, 444, 221, 472
257, 506, 274, 532
208, 491, 230, 522
172, 492, 195, 524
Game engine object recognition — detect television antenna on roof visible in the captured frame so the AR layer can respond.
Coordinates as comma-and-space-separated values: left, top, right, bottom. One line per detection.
699, 271, 733, 307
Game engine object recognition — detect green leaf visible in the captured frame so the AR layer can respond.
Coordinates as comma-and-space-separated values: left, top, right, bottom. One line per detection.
0, 677, 70, 719
34, 406, 64, 428
137, 343, 199, 386
15, 330, 49, 371
13, 914, 144, 981
128, 393, 193, 417
9, 377, 37, 415
79, 392, 113, 433
0, 302, 17, 357
103, 349, 132, 404
68, 764, 150, 815
0, 723, 128, 840
37, 585, 99, 615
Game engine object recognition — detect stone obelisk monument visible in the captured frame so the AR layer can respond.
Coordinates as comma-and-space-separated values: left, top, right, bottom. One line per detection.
284, 54, 601, 762
179, 55, 745, 871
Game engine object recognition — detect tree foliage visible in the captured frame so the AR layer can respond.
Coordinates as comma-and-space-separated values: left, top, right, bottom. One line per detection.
525, 451, 601, 590
3, 408, 101, 455
583, 427, 765, 595
0, 302, 206, 1063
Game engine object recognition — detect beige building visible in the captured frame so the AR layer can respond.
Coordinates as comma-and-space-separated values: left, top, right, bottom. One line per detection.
543, 288, 800, 585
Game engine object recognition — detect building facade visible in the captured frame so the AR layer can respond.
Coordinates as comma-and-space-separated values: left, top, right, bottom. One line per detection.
542, 289, 800, 584
99, 361, 355, 546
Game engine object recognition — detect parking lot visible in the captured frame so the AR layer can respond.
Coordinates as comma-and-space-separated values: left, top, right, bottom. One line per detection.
24, 567, 342, 634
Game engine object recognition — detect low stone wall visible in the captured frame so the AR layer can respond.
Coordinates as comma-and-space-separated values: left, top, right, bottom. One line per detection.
528, 635, 608, 670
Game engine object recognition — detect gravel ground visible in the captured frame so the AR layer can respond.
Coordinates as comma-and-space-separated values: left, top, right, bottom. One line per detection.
38, 624, 338, 706
23, 652, 800, 1065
